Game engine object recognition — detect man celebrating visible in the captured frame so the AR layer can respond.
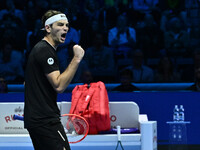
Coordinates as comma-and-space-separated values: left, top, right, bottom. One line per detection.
24, 10, 84, 150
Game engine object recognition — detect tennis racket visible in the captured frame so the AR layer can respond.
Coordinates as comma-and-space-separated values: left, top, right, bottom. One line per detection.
13, 114, 89, 144
115, 125, 124, 150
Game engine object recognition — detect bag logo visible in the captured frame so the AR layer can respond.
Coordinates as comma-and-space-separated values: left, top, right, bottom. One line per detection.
47, 58, 54, 65
85, 95, 90, 101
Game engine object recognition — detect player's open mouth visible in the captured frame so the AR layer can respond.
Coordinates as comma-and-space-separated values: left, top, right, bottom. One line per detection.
61, 33, 67, 41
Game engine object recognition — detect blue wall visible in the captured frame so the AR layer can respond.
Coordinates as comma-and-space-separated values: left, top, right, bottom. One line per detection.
0, 91, 199, 145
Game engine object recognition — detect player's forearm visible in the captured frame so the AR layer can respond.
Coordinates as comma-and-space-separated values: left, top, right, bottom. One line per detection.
56, 58, 81, 93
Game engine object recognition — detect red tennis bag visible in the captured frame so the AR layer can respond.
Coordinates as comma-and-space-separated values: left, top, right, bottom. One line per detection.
69, 81, 111, 134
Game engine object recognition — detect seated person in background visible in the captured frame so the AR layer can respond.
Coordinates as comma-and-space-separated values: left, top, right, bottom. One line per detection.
0, 0, 24, 23
0, 41, 24, 83
80, 70, 94, 85
132, 0, 159, 12
181, 48, 200, 82
126, 49, 154, 83
154, 56, 181, 83
108, 14, 136, 47
26, 19, 44, 54
108, 14, 136, 59
85, 32, 116, 82
0, 77, 8, 93
164, 16, 189, 57
186, 67, 200, 91
136, 13, 164, 58
112, 69, 140, 92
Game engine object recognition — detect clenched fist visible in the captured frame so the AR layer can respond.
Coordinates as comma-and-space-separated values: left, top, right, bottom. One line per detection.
73, 45, 85, 61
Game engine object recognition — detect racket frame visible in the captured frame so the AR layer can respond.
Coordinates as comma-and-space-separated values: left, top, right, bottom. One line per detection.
61, 114, 89, 143
13, 114, 89, 144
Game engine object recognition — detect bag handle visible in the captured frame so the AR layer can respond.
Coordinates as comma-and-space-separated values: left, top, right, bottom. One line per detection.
80, 85, 95, 114
69, 85, 83, 114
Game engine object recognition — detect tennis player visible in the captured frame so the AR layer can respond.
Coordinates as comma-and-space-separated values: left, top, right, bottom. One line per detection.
24, 10, 84, 150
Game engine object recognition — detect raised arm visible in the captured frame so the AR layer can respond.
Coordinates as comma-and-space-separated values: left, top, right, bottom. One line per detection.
46, 45, 84, 93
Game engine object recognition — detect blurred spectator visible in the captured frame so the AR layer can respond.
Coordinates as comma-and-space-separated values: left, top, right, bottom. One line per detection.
164, 16, 189, 57
181, 48, 200, 82
26, 19, 44, 53
132, 0, 159, 12
0, 0, 24, 23
159, 0, 185, 11
99, 1, 119, 31
185, 67, 200, 91
0, 0, 198, 85
83, 0, 100, 23
185, 0, 200, 29
117, 0, 132, 14
25, 19, 44, 69
108, 14, 136, 47
34, 0, 50, 19
14, 0, 27, 10
126, 49, 154, 83
160, 10, 172, 32
63, 0, 88, 31
154, 56, 181, 82
80, 70, 94, 85
108, 14, 136, 59
189, 27, 200, 53
0, 14, 26, 52
112, 69, 140, 92
80, 19, 102, 49
24, 0, 37, 30
0, 77, 8, 93
77, 0, 102, 49
85, 33, 116, 82
136, 13, 164, 58
0, 41, 24, 83
49, 0, 62, 10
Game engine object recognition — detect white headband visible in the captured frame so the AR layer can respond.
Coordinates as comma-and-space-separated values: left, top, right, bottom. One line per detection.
45, 14, 68, 26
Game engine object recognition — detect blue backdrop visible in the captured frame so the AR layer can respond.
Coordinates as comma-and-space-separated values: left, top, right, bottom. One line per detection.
0, 91, 199, 145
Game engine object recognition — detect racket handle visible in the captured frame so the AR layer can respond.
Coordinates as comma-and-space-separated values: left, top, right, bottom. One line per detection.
13, 114, 24, 121
117, 125, 121, 141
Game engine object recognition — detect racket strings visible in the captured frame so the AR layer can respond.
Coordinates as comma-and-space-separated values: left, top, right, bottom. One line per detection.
61, 114, 89, 143
64, 116, 87, 135
71, 118, 88, 135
